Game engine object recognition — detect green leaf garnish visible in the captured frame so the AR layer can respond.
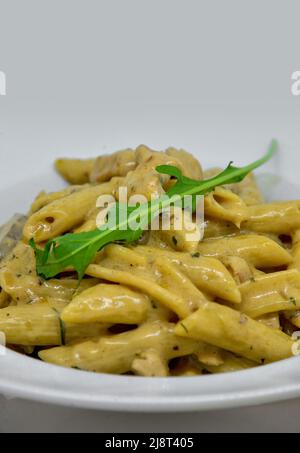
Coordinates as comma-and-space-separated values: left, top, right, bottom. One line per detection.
30, 140, 277, 280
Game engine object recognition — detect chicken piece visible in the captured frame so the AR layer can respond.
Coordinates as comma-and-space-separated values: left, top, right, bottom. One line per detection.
131, 349, 169, 377
122, 145, 184, 200
221, 256, 253, 284
195, 344, 225, 367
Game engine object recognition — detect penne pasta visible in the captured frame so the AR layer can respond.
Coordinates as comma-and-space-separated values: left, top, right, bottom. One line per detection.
30, 185, 89, 214
197, 234, 292, 269
175, 301, 294, 363
23, 181, 120, 242
55, 158, 96, 185
204, 187, 248, 227
61, 283, 150, 324
0, 304, 109, 346
131, 245, 241, 304
242, 201, 300, 235
239, 269, 300, 318
39, 321, 200, 375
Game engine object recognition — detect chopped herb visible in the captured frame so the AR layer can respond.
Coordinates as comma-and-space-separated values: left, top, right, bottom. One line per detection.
191, 252, 200, 258
289, 297, 297, 306
173, 345, 179, 351
250, 277, 256, 282
180, 322, 189, 334
52, 308, 66, 345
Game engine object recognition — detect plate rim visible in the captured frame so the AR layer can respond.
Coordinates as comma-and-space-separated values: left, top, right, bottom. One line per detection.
1, 349, 300, 412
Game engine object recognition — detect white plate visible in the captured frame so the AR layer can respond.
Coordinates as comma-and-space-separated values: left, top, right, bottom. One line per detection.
1, 140, 300, 412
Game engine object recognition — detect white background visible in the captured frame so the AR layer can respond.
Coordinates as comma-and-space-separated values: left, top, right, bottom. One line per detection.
0, 0, 300, 432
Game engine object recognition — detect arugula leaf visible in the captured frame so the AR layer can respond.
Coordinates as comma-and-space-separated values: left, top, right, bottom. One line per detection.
30, 140, 277, 280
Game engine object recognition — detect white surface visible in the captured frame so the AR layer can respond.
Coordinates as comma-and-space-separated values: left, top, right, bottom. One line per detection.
1, 395, 300, 433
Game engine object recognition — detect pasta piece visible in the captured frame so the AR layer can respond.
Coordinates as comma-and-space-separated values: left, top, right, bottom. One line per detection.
23, 181, 120, 242
73, 208, 99, 233
61, 283, 150, 324
132, 245, 241, 303
64, 321, 109, 344
242, 201, 300, 235
155, 258, 207, 313
55, 158, 96, 185
86, 264, 192, 318
0, 304, 108, 345
221, 256, 253, 284
0, 305, 61, 345
197, 234, 292, 269
204, 187, 248, 227
239, 269, 300, 318
90, 149, 137, 183
0, 242, 41, 304
0, 242, 99, 304
104, 243, 148, 267
288, 230, 300, 272
175, 301, 294, 363
39, 321, 200, 375
30, 185, 89, 214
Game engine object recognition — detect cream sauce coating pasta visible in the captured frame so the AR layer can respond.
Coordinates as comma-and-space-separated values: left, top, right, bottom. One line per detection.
1, 145, 300, 377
